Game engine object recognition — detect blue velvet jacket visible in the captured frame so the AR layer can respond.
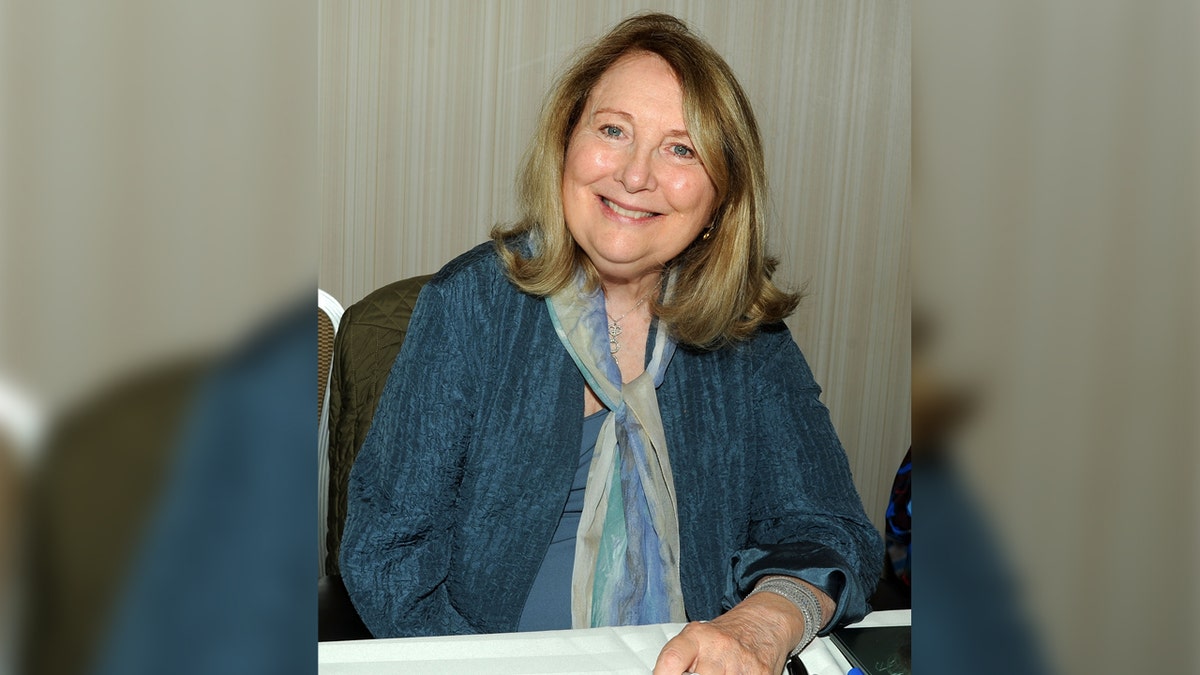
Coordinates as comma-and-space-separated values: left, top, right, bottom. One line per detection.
340, 243, 882, 638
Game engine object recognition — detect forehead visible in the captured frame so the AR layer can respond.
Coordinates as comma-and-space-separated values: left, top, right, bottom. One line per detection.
586, 52, 686, 125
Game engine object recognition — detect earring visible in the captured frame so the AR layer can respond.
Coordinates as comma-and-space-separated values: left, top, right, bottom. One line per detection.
702, 226, 714, 241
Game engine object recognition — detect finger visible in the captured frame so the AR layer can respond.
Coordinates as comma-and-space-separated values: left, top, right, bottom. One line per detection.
652, 630, 699, 675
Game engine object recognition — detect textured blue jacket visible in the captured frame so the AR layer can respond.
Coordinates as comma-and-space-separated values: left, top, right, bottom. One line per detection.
340, 243, 882, 638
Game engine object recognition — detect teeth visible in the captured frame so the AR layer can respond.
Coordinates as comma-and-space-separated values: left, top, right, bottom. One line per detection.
603, 198, 657, 219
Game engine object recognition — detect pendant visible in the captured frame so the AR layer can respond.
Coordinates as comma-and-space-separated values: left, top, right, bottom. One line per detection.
608, 321, 621, 354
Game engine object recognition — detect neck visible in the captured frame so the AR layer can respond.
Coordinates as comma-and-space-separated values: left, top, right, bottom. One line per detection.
600, 272, 661, 311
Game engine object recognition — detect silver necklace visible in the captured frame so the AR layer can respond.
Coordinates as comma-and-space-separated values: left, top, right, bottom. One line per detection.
605, 288, 653, 355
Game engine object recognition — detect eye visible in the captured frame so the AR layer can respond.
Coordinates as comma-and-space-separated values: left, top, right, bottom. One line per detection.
670, 143, 695, 158
600, 124, 623, 138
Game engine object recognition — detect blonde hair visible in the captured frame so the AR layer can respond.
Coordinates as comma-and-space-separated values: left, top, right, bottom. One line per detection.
491, 12, 799, 347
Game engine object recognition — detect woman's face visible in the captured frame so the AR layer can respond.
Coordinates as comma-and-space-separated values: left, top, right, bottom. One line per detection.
561, 51, 718, 285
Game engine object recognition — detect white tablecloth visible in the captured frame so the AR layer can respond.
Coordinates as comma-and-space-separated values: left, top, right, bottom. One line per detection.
318, 609, 910, 674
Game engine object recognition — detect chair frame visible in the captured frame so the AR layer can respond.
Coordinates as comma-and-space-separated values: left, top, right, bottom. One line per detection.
318, 289, 344, 577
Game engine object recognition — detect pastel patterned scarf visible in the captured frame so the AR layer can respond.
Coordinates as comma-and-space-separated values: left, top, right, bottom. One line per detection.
546, 278, 687, 628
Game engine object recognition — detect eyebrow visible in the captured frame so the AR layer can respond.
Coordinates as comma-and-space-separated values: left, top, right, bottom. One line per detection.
590, 107, 692, 139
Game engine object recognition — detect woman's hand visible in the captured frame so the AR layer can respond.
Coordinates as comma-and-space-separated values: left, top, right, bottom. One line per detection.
651, 591, 805, 675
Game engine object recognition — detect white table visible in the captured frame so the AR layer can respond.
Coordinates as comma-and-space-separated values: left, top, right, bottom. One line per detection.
318, 609, 910, 674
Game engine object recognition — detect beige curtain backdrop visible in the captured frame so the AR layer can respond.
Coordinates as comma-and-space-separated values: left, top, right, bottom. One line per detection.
318, 0, 911, 531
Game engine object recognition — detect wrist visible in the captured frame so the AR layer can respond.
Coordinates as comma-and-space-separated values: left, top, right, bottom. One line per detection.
748, 577, 822, 656
718, 593, 806, 665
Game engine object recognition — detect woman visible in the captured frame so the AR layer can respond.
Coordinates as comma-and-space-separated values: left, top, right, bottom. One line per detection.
341, 13, 882, 675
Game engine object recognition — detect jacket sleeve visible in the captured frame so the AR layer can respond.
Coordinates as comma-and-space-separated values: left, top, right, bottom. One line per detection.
724, 329, 884, 632
338, 280, 479, 637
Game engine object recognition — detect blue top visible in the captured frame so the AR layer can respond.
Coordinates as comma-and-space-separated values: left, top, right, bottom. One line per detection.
516, 409, 605, 631
340, 242, 882, 637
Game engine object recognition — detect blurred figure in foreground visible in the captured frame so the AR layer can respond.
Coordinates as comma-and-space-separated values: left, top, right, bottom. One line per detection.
21, 358, 210, 675
911, 307, 1051, 675
86, 300, 313, 675
20, 298, 313, 675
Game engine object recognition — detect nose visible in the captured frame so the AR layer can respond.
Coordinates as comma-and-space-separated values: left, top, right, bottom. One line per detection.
613, 146, 657, 192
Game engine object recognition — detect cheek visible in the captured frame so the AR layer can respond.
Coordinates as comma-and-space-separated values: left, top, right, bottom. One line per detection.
664, 172, 717, 212
565, 140, 615, 183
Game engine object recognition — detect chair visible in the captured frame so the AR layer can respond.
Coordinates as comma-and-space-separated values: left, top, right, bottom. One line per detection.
318, 275, 430, 641
318, 289, 344, 577
323, 275, 431, 577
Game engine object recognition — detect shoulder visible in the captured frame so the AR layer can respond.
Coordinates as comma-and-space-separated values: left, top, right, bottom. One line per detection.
678, 321, 797, 367
428, 237, 540, 291
429, 241, 506, 286
413, 241, 542, 333
419, 241, 516, 305
673, 321, 819, 391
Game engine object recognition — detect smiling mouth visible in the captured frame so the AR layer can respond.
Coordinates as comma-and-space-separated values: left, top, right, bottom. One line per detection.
601, 197, 661, 220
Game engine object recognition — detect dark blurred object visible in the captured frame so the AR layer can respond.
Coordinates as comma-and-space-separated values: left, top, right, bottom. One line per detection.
317, 575, 372, 641
324, 275, 430, 575
883, 449, 911, 589
867, 448, 911, 611
86, 299, 314, 674
867, 567, 910, 611
22, 356, 210, 675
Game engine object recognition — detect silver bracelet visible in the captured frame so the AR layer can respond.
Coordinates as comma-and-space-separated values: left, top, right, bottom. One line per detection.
747, 577, 822, 657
